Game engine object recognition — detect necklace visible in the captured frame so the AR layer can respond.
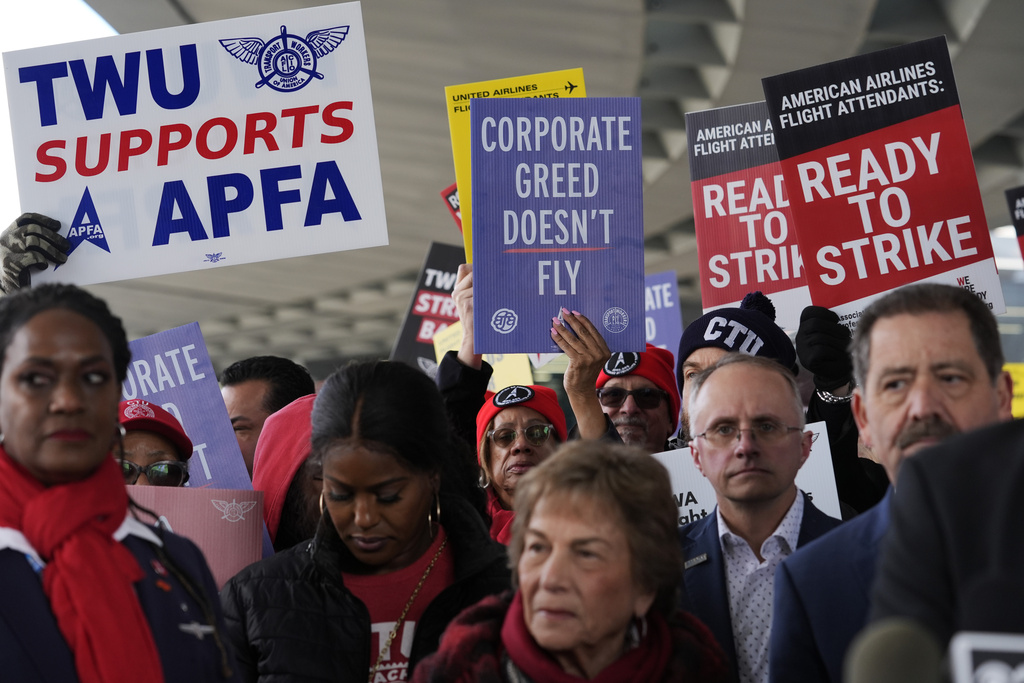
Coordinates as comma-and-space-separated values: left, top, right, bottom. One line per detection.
368, 536, 448, 683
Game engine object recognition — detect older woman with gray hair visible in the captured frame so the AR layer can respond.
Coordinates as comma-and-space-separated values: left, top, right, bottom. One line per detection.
413, 440, 728, 683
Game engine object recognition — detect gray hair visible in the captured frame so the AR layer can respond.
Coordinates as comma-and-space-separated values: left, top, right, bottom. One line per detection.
687, 353, 805, 439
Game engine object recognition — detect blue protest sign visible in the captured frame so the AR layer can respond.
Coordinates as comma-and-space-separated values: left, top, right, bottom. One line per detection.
123, 322, 252, 491
645, 270, 683, 357
471, 97, 644, 353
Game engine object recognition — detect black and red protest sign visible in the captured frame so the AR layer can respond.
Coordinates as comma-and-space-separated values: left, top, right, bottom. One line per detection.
762, 36, 1003, 322
390, 242, 464, 377
441, 182, 463, 232
687, 101, 809, 331
1005, 186, 1024, 263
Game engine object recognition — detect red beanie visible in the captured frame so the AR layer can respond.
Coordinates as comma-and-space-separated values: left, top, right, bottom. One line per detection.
475, 385, 568, 460
119, 399, 194, 461
596, 344, 680, 432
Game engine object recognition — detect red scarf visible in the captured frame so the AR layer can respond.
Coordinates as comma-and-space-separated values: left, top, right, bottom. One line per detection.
485, 488, 515, 545
0, 449, 165, 683
501, 591, 672, 683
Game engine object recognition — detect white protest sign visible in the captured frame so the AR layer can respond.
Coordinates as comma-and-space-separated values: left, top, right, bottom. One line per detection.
3, 1, 386, 285
652, 420, 841, 525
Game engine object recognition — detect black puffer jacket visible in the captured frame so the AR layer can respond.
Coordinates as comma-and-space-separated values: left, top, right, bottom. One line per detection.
220, 495, 510, 683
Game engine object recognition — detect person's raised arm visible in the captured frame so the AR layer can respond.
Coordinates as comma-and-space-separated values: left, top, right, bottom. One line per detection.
452, 263, 483, 370
552, 309, 610, 441
436, 263, 491, 455
0, 213, 69, 294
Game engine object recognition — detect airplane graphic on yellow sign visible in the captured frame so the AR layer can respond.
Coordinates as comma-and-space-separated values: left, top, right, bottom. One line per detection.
445, 68, 586, 262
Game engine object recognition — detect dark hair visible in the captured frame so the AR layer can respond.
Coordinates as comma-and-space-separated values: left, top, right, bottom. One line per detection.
509, 440, 681, 617
851, 284, 1003, 387
220, 355, 314, 413
275, 456, 322, 552
311, 360, 485, 515
0, 283, 130, 382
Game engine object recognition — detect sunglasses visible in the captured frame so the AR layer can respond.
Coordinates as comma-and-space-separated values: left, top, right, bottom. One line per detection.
596, 387, 668, 410
121, 459, 189, 487
486, 424, 555, 448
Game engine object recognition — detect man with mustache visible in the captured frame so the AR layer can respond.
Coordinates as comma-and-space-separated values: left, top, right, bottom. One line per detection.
554, 312, 680, 454
768, 283, 1012, 683
592, 343, 681, 454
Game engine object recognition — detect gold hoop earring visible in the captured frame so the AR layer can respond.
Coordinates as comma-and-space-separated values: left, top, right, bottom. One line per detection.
427, 492, 441, 539
319, 491, 325, 515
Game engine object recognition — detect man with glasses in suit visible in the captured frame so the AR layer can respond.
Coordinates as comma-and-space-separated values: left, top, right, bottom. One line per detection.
679, 353, 841, 683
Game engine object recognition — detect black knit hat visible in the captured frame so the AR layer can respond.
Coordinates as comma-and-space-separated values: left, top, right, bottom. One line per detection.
676, 291, 797, 393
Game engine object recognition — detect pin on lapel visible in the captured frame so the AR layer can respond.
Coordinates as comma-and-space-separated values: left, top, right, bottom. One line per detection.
179, 622, 215, 641
684, 553, 709, 570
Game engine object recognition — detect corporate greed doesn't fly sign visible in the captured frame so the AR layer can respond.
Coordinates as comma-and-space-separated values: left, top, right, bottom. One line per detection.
3, 1, 387, 286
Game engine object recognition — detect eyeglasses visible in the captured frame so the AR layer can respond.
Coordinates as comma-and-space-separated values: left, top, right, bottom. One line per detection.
692, 420, 803, 448
596, 387, 668, 410
486, 424, 555, 448
120, 459, 189, 487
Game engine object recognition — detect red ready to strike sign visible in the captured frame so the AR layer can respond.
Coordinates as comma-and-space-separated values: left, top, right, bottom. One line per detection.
762, 36, 1003, 323
686, 101, 810, 332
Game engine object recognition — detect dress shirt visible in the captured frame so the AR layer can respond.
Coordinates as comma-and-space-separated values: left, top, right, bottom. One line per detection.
718, 492, 804, 683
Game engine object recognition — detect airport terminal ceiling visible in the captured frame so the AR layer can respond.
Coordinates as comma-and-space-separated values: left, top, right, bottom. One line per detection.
78, 0, 1024, 375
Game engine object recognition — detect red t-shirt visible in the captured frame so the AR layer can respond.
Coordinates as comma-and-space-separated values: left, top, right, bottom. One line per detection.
344, 527, 455, 682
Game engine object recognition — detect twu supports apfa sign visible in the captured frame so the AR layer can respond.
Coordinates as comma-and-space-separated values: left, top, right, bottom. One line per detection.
3, 1, 387, 285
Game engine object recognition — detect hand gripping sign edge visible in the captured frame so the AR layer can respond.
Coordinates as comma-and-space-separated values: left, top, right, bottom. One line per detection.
220, 24, 350, 93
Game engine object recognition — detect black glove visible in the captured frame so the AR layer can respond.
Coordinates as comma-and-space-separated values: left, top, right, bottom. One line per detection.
796, 305, 853, 392
0, 213, 69, 294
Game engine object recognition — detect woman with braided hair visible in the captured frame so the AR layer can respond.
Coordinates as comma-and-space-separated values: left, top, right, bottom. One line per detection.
0, 283, 238, 683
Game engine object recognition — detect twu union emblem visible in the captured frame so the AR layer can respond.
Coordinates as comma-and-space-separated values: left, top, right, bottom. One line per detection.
220, 24, 350, 92
211, 499, 257, 523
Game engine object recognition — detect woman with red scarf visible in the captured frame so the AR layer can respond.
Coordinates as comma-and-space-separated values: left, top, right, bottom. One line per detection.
0, 283, 239, 683
413, 441, 729, 683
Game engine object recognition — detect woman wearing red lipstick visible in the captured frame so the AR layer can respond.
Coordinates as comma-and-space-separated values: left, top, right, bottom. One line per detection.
0, 283, 239, 683
414, 441, 728, 683
221, 360, 510, 683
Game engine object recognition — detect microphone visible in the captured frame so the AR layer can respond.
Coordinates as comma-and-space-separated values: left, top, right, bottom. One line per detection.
845, 618, 942, 683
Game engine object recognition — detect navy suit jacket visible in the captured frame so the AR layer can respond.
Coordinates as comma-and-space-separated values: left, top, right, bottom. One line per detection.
0, 530, 240, 683
677, 492, 841, 679
872, 419, 1024, 645
768, 489, 891, 683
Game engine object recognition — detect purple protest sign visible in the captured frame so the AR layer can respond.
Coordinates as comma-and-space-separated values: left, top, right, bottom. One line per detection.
123, 322, 252, 491
471, 97, 645, 353
645, 270, 683, 357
